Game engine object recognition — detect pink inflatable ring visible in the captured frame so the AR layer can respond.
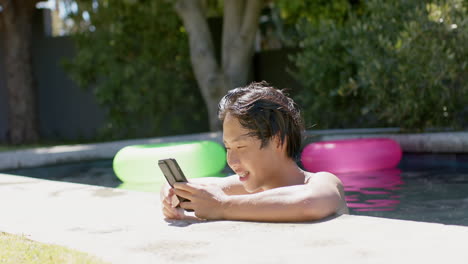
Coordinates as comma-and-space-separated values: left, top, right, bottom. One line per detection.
301, 138, 402, 174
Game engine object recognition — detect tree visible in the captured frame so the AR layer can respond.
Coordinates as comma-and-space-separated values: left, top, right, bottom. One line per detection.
174, 0, 264, 130
0, 0, 39, 144
168, 0, 359, 130
66, 0, 265, 134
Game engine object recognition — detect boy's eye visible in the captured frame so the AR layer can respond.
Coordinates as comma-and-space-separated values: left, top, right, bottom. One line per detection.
224, 146, 246, 151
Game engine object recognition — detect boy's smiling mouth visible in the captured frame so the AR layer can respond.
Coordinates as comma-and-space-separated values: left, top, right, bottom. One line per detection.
238, 171, 249, 181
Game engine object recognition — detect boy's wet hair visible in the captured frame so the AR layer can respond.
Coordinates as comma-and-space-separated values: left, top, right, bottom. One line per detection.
218, 81, 304, 159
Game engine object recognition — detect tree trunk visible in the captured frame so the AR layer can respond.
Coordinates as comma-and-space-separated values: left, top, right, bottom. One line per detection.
222, 0, 263, 89
175, 0, 264, 131
0, 0, 39, 144
175, 0, 227, 131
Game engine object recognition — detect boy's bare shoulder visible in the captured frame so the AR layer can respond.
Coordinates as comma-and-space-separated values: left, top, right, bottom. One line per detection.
305, 171, 349, 214
305, 171, 343, 187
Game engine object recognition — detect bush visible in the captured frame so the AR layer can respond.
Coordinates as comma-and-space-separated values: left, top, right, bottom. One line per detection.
292, 0, 468, 131
63, 0, 208, 139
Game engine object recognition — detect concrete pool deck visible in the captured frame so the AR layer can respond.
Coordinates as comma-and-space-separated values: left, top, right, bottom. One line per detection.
1, 173, 468, 264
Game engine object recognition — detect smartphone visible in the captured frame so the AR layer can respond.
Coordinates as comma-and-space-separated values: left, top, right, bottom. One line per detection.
158, 158, 192, 210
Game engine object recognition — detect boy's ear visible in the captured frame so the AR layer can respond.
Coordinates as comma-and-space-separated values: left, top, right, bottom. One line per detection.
272, 135, 286, 152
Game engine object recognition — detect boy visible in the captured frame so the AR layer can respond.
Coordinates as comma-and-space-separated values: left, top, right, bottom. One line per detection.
160, 81, 348, 222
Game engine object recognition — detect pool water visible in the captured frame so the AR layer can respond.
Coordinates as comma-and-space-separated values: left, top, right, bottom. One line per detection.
2, 153, 468, 226
345, 153, 468, 226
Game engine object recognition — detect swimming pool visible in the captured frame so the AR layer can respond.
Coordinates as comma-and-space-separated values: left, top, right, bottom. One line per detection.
3, 153, 468, 226
346, 153, 468, 226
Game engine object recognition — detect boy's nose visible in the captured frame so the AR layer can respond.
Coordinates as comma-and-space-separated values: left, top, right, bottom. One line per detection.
227, 151, 240, 167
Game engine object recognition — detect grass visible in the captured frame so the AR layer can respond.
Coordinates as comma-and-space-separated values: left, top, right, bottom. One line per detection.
0, 232, 108, 264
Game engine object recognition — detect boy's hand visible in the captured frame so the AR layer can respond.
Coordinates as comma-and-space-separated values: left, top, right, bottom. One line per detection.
173, 182, 228, 220
159, 183, 184, 219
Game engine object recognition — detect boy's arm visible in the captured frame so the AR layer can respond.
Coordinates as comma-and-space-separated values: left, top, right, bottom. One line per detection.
174, 172, 346, 222
223, 179, 343, 222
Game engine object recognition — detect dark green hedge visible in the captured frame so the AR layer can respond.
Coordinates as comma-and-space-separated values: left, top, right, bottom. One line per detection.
292, 0, 467, 131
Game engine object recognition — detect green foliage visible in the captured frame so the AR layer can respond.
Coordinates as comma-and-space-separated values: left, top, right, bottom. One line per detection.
63, 0, 208, 139
203, 0, 224, 17
276, 0, 352, 25
292, 0, 468, 131
269, 0, 356, 47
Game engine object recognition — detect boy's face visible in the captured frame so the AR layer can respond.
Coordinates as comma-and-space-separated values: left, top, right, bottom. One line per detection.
223, 113, 284, 192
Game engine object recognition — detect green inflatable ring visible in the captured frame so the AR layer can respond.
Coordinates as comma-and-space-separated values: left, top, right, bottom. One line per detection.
113, 140, 227, 183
